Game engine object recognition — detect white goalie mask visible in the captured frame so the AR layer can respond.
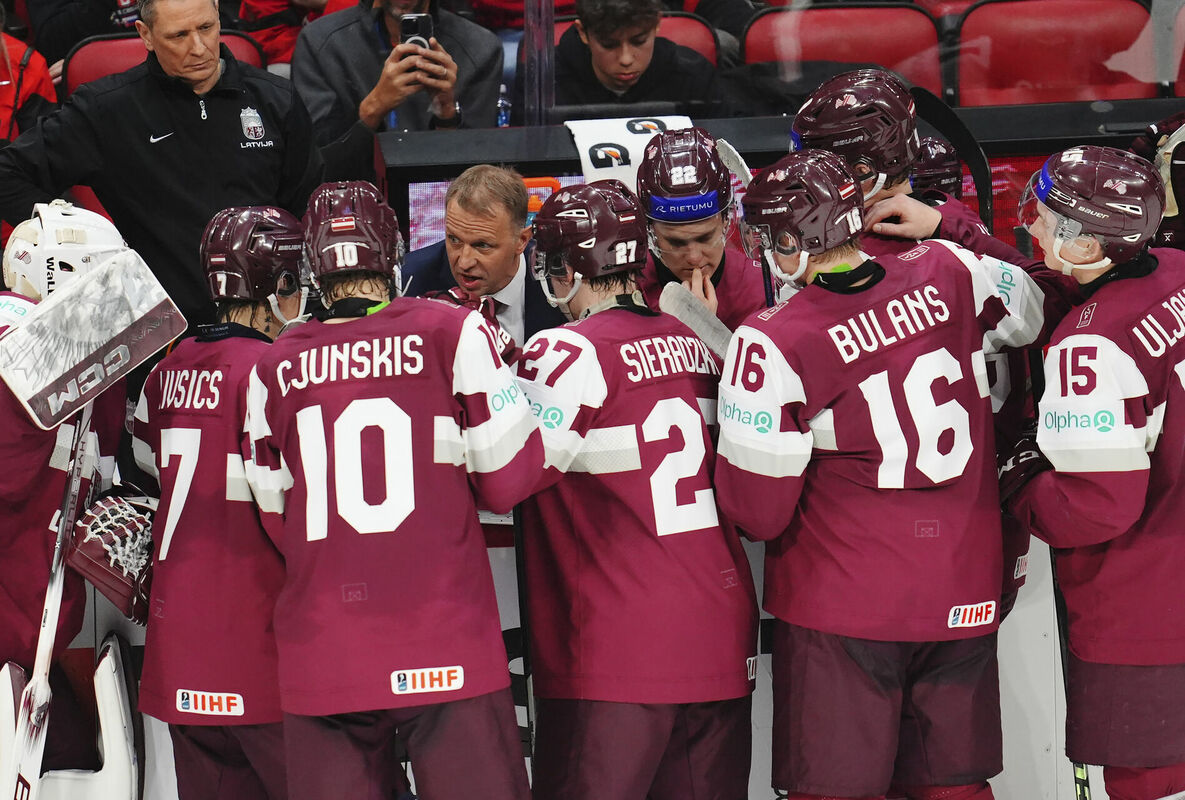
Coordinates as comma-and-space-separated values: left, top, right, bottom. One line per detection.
2, 200, 128, 301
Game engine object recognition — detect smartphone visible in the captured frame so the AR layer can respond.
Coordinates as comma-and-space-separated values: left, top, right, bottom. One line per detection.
400, 13, 434, 50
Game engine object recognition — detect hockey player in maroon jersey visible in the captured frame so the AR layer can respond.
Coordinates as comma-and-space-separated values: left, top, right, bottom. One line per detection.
517, 178, 757, 800
131, 206, 306, 800
635, 126, 768, 329
1004, 146, 1185, 800
243, 181, 542, 800
0, 200, 128, 771
791, 67, 1080, 616
715, 150, 1047, 800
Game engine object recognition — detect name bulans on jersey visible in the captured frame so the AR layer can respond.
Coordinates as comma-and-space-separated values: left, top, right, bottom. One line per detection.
277, 336, 424, 396
828, 285, 951, 364
619, 334, 719, 382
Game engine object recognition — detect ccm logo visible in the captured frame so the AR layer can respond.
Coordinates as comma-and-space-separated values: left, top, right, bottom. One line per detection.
391, 666, 465, 695
948, 601, 996, 628
176, 689, 245, 716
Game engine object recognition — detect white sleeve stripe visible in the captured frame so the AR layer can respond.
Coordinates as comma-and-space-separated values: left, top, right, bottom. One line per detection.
1045, 441, 1150, 473
568, 424, 642, 474
971, 350, 990, 399
808, 408, 836, 451
243, 455, 291, 514
433, 416, 466, 466
697, 397, 717, 428
225, 453, 253, 502
718, 431, 812, 478
464, 410, 538, 474
132, 434, 158, 480
1146, 400, 1166, 452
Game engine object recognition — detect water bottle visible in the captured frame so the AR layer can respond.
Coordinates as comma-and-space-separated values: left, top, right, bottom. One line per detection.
497, 84, 512, 128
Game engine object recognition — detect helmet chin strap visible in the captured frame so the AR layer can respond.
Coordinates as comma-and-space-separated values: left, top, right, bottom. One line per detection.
537, 273, 582, 321
1052, 236, 1111, 277
267, 287, 310, 325
765, 249, 810, 287
862, 173, 887, 200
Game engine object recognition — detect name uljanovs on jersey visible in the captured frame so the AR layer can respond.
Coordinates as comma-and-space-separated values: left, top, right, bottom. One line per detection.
619, 334, 719, 383
1131, 287, 1185, 357
391, 666, 465, 695
828, 285, 950, 365
157, 368, 222, 411
175, 689, 245, 716
277, 336, 424, 396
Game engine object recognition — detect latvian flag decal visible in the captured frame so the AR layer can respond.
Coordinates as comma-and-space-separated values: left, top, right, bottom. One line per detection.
839, 182, 857, 199
330, 217, 356, 232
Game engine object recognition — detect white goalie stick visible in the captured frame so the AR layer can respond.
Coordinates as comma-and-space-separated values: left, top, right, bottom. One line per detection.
0, 250, 185, 800
659, 282, 733, 360
716, 138, 777, 308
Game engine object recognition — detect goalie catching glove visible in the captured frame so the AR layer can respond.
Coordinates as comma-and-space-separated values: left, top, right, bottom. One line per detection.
67, 492, 156, 624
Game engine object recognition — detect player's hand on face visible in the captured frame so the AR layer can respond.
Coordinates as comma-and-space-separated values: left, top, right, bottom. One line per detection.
684, 266, 718, 316
864, 194, 943, 241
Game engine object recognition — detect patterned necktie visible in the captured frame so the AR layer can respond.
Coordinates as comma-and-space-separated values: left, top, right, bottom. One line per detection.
439, 287, 518, 363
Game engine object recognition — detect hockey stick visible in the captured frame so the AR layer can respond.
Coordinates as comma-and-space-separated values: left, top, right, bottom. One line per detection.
716, 139, 777, 308
910, 85, 995, 233
1, 402, 93, 800
659, 282, 733, 359
1027, 348, 1092, 800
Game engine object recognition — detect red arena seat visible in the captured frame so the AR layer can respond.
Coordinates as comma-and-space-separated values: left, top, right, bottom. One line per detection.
740, 4, 943, 97
61, 30, 265, 97
955, 0, 1156, 106
554, 12, 718, 65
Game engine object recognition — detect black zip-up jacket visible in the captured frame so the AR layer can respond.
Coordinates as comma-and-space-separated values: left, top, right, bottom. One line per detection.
0, 45, 322, 326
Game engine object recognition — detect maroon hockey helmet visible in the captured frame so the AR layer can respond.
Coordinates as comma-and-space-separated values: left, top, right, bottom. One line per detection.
911, 136, 964, 199
740, 149, 863, 283
791, 68, 920, 199
532, 180, 647, 308
201, 206, 304, 302
635, 127, 733, 223
302, 181, 404, 285
1129, 111, 1185, 249
1018, 145, 1165, 271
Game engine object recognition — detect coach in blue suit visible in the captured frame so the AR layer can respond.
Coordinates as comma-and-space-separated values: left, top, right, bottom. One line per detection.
401, 164, 566, 342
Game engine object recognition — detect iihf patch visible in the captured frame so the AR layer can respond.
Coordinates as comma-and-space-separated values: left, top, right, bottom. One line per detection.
330, 216, 356, 232
176, 689, 245, 716
391, 666, 465, 695
898, 244, 930, 261
1076, 302, 1097, 328
948, 601, 996, 628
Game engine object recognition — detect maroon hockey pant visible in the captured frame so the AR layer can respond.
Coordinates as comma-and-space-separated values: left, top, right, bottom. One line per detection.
169, 722, 286, 800
532, 695, 752, 800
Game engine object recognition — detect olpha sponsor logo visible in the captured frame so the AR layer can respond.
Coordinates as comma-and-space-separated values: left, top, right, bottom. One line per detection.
1043, 408, 1115, 433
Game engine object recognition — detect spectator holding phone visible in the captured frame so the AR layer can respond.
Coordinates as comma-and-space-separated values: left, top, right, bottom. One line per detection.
292, 0, 501, 180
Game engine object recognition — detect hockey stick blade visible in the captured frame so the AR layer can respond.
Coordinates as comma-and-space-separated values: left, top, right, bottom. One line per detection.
0, 249, 187, 430
658, 282, 732, 359
715, 138, 752, 189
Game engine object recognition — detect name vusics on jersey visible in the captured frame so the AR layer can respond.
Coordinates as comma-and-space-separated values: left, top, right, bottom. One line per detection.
619, 334, 719, 382
828, 285, 951, 364
276, 336, 424, 396
157, 368, 223, 411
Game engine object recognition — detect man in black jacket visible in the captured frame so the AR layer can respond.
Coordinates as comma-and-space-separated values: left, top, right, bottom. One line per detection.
554, 0, 721, 115
0, 0, 322, 327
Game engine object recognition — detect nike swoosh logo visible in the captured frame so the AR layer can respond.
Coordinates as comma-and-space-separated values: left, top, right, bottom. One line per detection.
149, 132, 174, 143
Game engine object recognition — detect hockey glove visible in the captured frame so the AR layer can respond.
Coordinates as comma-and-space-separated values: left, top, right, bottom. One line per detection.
997, 430, 1052, 507
67, 493, 157, 624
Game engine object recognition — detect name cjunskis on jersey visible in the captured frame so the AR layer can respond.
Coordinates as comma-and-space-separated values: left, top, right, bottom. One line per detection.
275, 336, 425, 396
